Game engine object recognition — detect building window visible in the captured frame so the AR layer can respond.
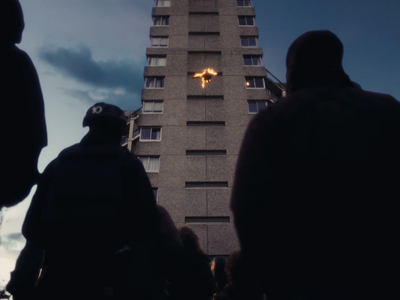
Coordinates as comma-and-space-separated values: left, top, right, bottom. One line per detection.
143, 101, 163, 113
246, 77, 265, 88
243, 55, 262, 66
147, 56, 167, 66
240, 36, 257, 47
238, 16, 255, 26
151, 36, 169, 47
237, 0, 252, 6
138, 156, 160, 172
155, 0, 171, 7
140, 127, 161, 141
248, 101, 268, 113
153, 16, 169, 26
145, 77, 165, 88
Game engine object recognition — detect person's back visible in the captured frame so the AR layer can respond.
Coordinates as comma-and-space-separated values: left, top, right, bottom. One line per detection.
168, 227, 216, 300
21, 103, 157, 300
213, 251, 265, 300
1, 0, 47, 208
231, 31, 400, 299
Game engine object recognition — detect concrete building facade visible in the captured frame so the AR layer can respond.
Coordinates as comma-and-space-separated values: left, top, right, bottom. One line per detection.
123, 0, 284, 256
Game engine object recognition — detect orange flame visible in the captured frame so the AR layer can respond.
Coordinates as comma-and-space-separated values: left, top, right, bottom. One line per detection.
193, 68, 218, 88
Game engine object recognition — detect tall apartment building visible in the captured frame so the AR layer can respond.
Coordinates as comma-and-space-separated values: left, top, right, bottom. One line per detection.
123, 0, 284, 256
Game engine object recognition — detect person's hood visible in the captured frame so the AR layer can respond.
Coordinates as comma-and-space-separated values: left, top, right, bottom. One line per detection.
1, 0, 24, 44
285, 30, 352, 95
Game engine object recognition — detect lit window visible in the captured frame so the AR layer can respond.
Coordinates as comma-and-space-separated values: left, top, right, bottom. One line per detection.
151, 36, 169, 47
237, 0, 252, 6
143, 101, 163, 113
147, 56, 167, 66
145, 77, 165, 88
238, 16, 255, 26
138, 156, 160, 172
246, 77, 265, 88
140, 127, 161, 141
153, 16, 169, 26
248, 101, 268, 113
243, 55, 262, 66
240, 36, 257, 47
155, 0, 171, 7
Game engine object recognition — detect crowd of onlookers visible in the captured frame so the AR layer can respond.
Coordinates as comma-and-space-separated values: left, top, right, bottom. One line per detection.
3, 1, 400, 300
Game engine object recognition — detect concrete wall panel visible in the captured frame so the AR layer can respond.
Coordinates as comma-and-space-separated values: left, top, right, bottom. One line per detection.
188, 36, 205, 50
185, 189, 207, 216
188, 0, 203, 12
186, 156, 207, 181
187, 100, 206, 121
206, 156, 229, 181
135, 141, 161, 155
186, 127, 206, 149
161, 125, 186, 154
205, 36, 221, 50
204, 15, 220, 32
158, 155, 187, 188
189, 14, 204, 32
170, 35, 188, 49
206, 127, 226, 149
170, 16, 189, 35
205, 99, 225, 121
207, 189, 232, 216
208, 224, 239, 255
164, 76, 187, 99
150, 27, 169, 37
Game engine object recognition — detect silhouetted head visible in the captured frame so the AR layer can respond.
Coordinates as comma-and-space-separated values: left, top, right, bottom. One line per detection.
211, 256, 229, 291
179, 226, 203, 255
83, 102, 127, 132
0, 0, 25, 44
286, 30, 351, 94
225, 250, 246, 285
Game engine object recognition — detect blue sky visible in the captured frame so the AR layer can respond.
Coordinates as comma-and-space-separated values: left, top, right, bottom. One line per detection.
1, 0, 399, 288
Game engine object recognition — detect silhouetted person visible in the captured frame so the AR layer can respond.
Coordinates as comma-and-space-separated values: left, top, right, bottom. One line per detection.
213, 251, 265, 300
5, 240, 43, 300
231, 30, 400, 300
211, 256, 229, 294
168, 227, 216, 300
19, 103, 156, 300
127, 204, 185, 300
1, 0, 47, 208
6, 204, 184, 300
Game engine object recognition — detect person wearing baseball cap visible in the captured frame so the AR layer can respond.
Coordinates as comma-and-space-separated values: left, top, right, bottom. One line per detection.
9, 102, 157, 300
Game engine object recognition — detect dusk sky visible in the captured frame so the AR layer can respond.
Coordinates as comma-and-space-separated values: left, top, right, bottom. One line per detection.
1, 0, 399, 288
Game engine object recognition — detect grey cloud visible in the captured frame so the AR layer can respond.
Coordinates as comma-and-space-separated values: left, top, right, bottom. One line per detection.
64, 88, 142, 110
1, 232, 25, 253
40, 45, 144, 109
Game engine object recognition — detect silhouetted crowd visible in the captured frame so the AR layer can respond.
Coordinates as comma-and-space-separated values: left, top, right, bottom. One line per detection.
2, 1, 400, 300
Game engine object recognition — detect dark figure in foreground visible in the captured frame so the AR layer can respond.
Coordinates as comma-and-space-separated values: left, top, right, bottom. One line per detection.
231, 30, 400, 299
168, 227, 216, 300
6, 204, 184, 300
17, 103, 157, 300
1, 0, 47, 208
213, 251, 265, 300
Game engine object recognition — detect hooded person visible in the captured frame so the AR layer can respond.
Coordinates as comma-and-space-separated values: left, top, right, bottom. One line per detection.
1, 0, 47, 208
17, 102, 157, 300
231, 31, 400, 299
